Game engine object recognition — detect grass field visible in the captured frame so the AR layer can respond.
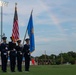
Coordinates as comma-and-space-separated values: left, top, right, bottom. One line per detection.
0, 65, 76, 75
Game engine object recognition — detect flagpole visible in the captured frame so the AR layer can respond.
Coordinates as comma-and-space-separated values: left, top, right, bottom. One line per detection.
0, 0, 3, 41
31, 9, 33, 15
22, 10, 33, 45
22, 27, 28, 45
0, 0, 8, 41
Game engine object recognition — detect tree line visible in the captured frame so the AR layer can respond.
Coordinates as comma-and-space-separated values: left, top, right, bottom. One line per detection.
34, 51, 76, 65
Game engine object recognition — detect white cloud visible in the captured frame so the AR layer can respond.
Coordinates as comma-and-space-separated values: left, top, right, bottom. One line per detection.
3, 0, 49, 27
64, 28, 69, 31
41, 0, 76, 25
35, 36, 67, 44
3, 0, 76, 27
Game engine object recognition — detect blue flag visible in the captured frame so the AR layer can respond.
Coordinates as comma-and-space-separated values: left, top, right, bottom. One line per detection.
27, 11, 35, 52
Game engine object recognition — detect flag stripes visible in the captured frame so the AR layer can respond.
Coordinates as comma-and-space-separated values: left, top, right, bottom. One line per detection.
12, 3, 19, 42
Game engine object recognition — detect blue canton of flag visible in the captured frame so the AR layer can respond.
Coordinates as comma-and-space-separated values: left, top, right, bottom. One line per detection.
27, 10, 35, 52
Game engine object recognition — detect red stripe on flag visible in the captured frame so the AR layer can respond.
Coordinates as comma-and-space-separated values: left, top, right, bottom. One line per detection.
12, 5, 19, 42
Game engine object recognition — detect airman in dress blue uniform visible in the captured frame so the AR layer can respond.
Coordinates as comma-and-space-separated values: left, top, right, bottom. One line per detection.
23, 38, 31, 71
16, 40, 23, 72
8, 37, 16, 72
0, 37, 8, 72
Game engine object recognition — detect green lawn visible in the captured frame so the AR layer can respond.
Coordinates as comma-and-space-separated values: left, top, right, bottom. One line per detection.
0, 65, 76, 75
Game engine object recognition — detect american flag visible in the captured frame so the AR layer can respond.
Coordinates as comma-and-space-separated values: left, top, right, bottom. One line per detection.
12, 3, 19, 42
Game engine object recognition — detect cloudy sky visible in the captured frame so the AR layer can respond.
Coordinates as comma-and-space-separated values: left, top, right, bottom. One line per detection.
0, 0, 76, 56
